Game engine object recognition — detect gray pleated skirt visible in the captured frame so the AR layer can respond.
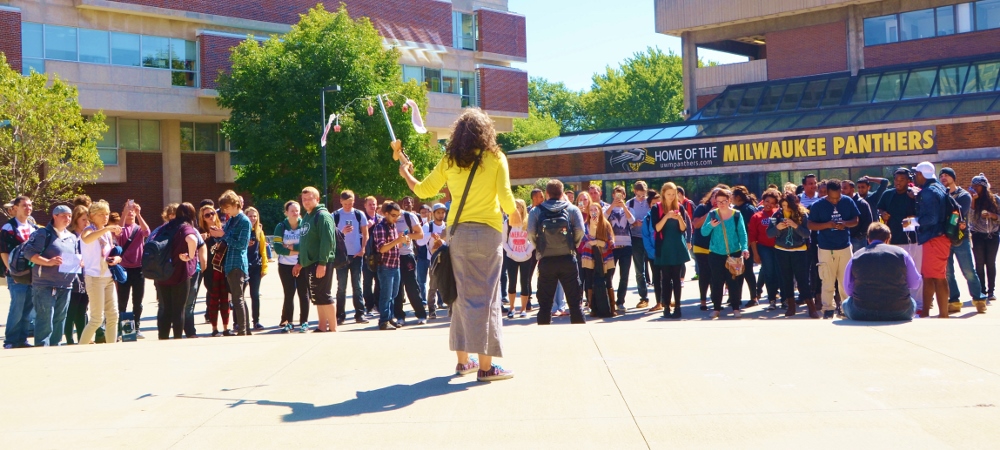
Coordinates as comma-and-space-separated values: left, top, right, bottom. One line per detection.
447, 222, 504, 357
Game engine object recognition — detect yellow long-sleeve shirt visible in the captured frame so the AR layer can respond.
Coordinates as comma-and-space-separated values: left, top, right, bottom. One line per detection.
412, 150, 517, 234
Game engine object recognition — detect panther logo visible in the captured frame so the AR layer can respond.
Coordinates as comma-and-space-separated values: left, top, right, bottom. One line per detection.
608, 148, 656, 172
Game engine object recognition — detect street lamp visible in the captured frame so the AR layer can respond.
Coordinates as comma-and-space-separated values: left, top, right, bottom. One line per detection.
320, 85, 341, 205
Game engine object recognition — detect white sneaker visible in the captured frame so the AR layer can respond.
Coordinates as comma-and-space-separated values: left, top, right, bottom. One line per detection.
734, 310, 742, 319
710, 311, 720, 319
417, 319, 426, 325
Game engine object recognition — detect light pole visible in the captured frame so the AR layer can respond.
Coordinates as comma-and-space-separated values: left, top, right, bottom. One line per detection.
320, 85, 341, 205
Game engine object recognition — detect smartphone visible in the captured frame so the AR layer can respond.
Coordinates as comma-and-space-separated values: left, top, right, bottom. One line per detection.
127, 199, 135, 210
346, 220, 353, 227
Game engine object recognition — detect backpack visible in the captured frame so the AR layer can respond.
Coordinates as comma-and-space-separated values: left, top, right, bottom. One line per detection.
8, 225, 52, 284
142, 223, 179, 281
320, 210, 349, 270
535, 206, 575, 258
943, 190, 964, 245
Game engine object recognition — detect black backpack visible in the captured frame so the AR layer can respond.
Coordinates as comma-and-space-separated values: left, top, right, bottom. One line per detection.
320, 210, 349, 270
142, 223, 179, 281
8, 224, 50, 284
535, 206, 575, 258
943, 190, 964, 245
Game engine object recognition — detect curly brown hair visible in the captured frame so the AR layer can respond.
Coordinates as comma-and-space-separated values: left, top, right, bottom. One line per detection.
445, 108, 501, 169
780, 193, 808, 225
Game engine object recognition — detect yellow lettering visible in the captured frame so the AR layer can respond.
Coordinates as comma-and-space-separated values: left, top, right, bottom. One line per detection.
724, 144, 740, 162
859, 134, 872, 153
769, 141, 782, 159
897, 131, 908, 151
872, 134, 883, 152
922, 129, 934, 149
794, 139, 807, 158
817, 137, 827, 156
806, 138, 816, 157
781, 141, 793, 158
845, 136, 858, 154
833, 136, 845, 155
753, 142, 769, 160
883, 133, 896, 152
908, 131, 923, 150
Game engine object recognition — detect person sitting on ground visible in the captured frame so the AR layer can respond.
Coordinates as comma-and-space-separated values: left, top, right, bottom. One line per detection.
842, 223, 921, 321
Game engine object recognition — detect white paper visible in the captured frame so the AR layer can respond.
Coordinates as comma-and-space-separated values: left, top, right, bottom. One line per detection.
58, 253, 82, 274
902, 217, 919, 232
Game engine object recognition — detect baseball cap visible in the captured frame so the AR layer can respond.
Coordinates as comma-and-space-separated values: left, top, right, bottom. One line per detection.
432, 203, 447, 213
910, 161, 936, 179
52, 205, 72, 216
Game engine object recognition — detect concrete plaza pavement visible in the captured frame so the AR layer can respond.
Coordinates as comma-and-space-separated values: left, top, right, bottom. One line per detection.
1, 261, 1000, 449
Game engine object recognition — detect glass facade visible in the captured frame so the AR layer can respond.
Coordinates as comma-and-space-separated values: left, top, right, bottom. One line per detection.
865, 1, 1000, 46
452, 12, 477, 51
21, 23, 197, 87
401, 65, 478, 107
180, 122, 232, 152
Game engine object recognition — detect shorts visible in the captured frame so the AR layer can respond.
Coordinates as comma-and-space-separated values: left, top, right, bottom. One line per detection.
920, 235, 951, 279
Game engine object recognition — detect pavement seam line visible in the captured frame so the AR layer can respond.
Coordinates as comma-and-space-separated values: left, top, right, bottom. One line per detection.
590, 330, 652, 450
867, 326, 1000, 378
166, 337, 327, 449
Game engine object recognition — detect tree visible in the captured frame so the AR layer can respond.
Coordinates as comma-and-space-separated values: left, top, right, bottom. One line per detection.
217, 5, 436, 204
0, 54, 106, 217
496, 106, 560, 153
581, 47, 685, 130
529, 77, 586, 132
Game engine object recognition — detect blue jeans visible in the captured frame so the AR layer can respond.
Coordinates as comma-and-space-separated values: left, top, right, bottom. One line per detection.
842, 297, 915, 322
947, 238, 984, 302
32, 286, 71, 346
336, 256, 364, 321
184, 269, 202, 337
756, 245, 780, 301
377, 267, 400, 325
416, 256, 430, 307
4, 276, 33, 346
552, 281, 566, 313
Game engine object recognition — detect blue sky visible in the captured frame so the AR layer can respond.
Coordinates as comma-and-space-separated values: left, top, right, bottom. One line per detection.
507, 0, 746, 92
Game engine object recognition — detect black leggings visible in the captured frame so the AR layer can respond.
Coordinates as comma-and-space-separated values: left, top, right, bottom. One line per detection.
775, 249, 812, 304
505, 254, 537, 296
972, 232, 999, 297
278, 263, 310, 326
155, 280, 190, 340
708, 252, 743, 311
695, 253, 713, 302
742, 253, 758, 300
657, 265, 683, 309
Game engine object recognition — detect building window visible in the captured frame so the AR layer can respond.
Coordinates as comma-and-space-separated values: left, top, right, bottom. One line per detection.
460, 71, 477, 107
117, 119, 160, 151
452, 12, 477, 51
864, 15, 898, 45
900, 9, 936, 41
424, 68, 442, 93
936, 6, 956, 36
95, 116, 118, 165
181, 122, 226, 152
978, 0, 1000, 29
957, 3, 975, 32
22, 23, 197, 88
402, 65, 423, 84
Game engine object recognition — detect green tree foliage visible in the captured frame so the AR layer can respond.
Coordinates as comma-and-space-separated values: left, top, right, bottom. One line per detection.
217, 5, 436, 204
496, 107, 560, 153
0, 54, 106, 216
512, 178, 549, 204
582, 47, 684, 130
529, 77, 586, 132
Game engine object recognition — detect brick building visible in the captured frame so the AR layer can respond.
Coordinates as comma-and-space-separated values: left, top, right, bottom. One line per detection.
0, 0, 528, 220
509, 0, 1000, 201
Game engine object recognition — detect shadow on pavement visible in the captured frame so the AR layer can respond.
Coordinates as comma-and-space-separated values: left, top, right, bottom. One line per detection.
254, 375, 481, 421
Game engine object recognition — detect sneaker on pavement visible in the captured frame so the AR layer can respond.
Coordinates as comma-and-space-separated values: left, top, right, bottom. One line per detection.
2, 343, 13, 349
709, 310, 720, 319
616, 306, 627, 315
299, 323, 309, 333
281, 323, 292, 334
518, 311, 527, 318
223, 330, 234, 336
635, 300, 649, 309
378, 322, 396, 331
136, 331, 145, 339
507, 311, 514, 319
456, 358, 479, 376
417, 319, 426, 325
823, 310, 835, 319
389, 320, 402, 329
948, 302, 962, 314
356, 316, 370, 324
734, 310, 742, 319
477, 364, 514, 382
254, 323, 264, 330
429, 311, 437, 320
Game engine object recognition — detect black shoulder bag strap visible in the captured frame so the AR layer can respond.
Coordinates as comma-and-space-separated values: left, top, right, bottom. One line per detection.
448, 159, 481, 238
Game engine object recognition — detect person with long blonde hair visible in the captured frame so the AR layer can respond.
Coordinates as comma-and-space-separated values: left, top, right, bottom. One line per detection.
200, 205, 231, 335
503, 199, 536, 318
581, 201, 616, 317
244, 206, 269, 330
79, 200, 123, 344
652, 183, 690, 318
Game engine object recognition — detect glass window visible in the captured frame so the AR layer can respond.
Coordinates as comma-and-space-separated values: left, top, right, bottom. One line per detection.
936, 64, 970, 96
140, 120, 159, 150
991, 97, 1000, 111
743, 117, 776, 133
900, 9, 936, 41
604, 130, 640, 145
864, 14, 899, 45
789, 112, 829, 129
851, 106, 892, 124
820, 77, 850, 107
936, 6, 956, 36
883, 104, 924, 121
424, 68, 442, 93
765, 115, 800, 131
699, 97, 722, 118
650, 126, 686, 141
627, 127, 664, 143
799, 79, 828, 109
737, 86, 763, 115
22, 59, 44, 76
557, 133, 596, 148
22, 23, 43, 59
850, 74, 880, 104
901, 68, 936, 99
873, 71, 906, 102
696, 122, 729, 137
821, 109, 862, 126
98, 148, 118, 165
78, 29, 109, 64
974, 61, 1000, 92
957, 3, 975, 32
111, 32, 141, 66
460, 71, 477, 106
180, 122, 194, 151
671, 125, 698, 139
141, 36, 170, 69
720, 119, 754, 135
757, 85, 785, 113
195, 123, 220, 152
44, 25, 77, 61
118, 119, 139, 150
918, 100, 960, 117
170, 39, 196, 71
582, 131, 619, 146
403, 65, 423, 84
777, 82, 806, 110
977, 0, 1000, 30
96, 117, 117, 149
453, 12, 477, 51
441, 70, 459, 94
172, 71, 196, 87
717, 88, 744, 116
953, 96, 997, 115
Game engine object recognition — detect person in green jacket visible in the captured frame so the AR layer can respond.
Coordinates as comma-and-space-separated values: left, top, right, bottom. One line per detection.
294, 187, 337, 332
700, 189, 749, 319
273, 200, 310, 333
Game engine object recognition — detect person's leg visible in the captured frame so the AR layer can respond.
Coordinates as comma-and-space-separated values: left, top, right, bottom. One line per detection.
790, 250, 817, 317
278, 264, 296, 325
742, 253, 758, 305
560, 257, 586, 324
50, 288, 70, 346
184, 270, 202, 337
552, 281, 566, 314
156, 284, 170, 340
903, 243, 925, 304
817, 249, 837, 312
296, 268, 310, 326
659, 265, 674, 316
631, 237, 648, 303
4, 279, 33, 346
173, 281, 190, 338
614, 246, 634, 307
775, 249, 794, 307
985, 237, 1000, 298
759, 246, 779, 304
696, 253, 712, 306
400, 256, 426, 320
725, 253, 744, 311
504, 254, 517, 301
249, 265, 262, 326
519, 258, 534, 306
708, 253, 727, 312
377, 268, 399, 326
349, 257, 365, 320
226, 269, 249, 334
972, 234, 987, 297
953, 238, 983, 302
362, 262, 376, 313
416, 255, 429, 309
116, 272, 130, 330
834, 248, 851, 313
535, 258, 556, 325
669, 265, 683, 316
128, 267, 145, 330
335, 264, 350, 323
64, 292, 84, 344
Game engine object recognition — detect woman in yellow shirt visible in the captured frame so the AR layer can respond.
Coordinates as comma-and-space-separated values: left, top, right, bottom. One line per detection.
397, 108, 520, 382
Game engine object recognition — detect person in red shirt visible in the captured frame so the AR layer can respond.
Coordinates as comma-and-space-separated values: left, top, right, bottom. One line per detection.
749, 188, 782, 311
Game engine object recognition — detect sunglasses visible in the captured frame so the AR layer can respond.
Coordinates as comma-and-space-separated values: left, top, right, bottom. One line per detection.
203, 212, 216, 218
